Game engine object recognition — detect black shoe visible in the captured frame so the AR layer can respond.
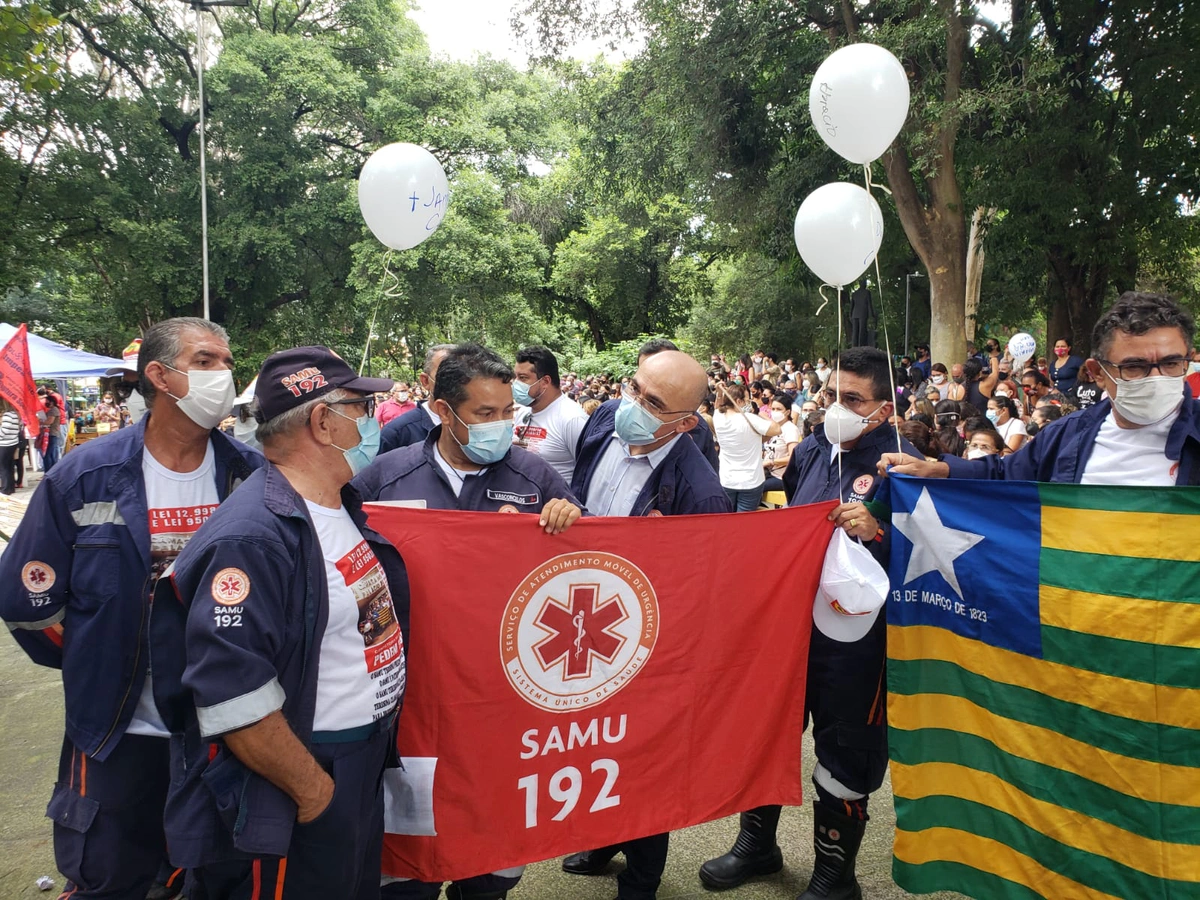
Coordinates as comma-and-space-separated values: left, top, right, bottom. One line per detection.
797, 802, 866, 900
699, 805, 784, 890
562, 846, 621, 875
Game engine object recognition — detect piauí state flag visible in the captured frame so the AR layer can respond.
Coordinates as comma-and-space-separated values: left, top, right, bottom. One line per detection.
366, 503, 834, 882
886, 475, 1200, 900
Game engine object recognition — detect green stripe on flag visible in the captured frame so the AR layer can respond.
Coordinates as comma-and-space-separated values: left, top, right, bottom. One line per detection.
889, 657, 1200, 768
898, 795, 1199, 898
1039, 548, 1200, 605
1039, 482, 1200, 515
889, 726, 1200, 845
893, 857, 1062, 900
1041, 625, 1200, 689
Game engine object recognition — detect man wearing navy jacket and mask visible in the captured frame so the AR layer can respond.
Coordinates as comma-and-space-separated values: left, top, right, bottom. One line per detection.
881, 292, 1200, 486
354, 343, 581, 900
562, 349, 731, 900
701, 347, 919, 900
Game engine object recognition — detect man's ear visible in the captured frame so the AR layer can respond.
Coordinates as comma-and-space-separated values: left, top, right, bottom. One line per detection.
143, 360, 172, 396
676, 413, 698, 434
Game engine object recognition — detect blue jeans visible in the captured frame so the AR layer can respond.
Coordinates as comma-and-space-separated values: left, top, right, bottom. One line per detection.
42, 434, 60, 472
724, 486, 763, 512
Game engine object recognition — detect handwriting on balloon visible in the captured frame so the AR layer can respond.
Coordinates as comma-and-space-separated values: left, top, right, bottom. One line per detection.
816, 82, 836, 137
408, 184, 450, 215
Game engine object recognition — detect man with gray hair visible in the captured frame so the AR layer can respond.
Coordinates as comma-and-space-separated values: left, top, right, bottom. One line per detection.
381, 343, 455, 454
164, 346, 406, 900
0, 316, 261, 900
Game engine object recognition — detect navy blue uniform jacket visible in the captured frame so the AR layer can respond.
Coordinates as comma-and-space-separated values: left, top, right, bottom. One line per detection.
571, 400, 731, 516
379, 403, 437, 455
160, 464, 406, 867
943, 395, 1200, 484
0, 416, 262, 760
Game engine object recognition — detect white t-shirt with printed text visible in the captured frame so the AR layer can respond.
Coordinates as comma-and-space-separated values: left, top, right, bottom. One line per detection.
307, 501, 406, 732
128, 443, 220, 737
513, 393, 588, 484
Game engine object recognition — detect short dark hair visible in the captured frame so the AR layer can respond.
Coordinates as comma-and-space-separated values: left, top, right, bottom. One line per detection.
1022, 370, 1050, 388
432, 344, 513, 408
638, 338, 679, 359
1092, 292, 1195, 358
139, 317, 229, 408
832, 347, 892, 401
515, 345, 560, 388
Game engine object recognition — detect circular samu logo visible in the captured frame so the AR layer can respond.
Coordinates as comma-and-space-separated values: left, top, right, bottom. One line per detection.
22, 561, 55, 593
501, 552, 659, 713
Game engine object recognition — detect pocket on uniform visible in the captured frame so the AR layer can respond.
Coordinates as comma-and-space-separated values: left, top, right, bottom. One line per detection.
200, 750, 247, 835
46, 782, 100, 886
69, 541, 120, 609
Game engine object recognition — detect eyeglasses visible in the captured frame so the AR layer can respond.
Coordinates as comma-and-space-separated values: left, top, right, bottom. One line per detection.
326, 396, 376, 418
1096, 357, 1188, 381
622, 384, 694, 418
820, 388, 883, 409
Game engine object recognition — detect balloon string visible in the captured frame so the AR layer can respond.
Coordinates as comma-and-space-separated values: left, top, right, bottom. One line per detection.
863, 162, 893, 197
816, 283, 836, 317
835, 281, 845, 505
359, 250, 403, 375
871, 249, 904, 457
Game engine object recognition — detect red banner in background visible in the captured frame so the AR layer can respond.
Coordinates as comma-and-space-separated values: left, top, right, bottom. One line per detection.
367, 502, 836, 883
0, 325, 43, 432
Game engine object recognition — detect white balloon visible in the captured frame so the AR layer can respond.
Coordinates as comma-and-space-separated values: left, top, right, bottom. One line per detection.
810, 44, 911, 165
358, 143, 451, 251
793, 182, 884, 287
1008, 332, 1037, 366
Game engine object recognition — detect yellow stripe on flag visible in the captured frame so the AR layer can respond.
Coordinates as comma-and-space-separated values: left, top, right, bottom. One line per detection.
1040, 584, 1200, 649
1041, 506, 1200, 562
888, 625, 1200, 730
893, 827, 1124, 900
892, 761, 1200, 881
888, 692, 1200, 806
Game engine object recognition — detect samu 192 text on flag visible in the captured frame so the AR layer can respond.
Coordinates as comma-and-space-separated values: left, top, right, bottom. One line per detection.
366, 503, 835, 883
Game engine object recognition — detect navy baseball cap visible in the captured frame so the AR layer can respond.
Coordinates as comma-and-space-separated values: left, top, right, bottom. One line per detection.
255, 346, 393, 422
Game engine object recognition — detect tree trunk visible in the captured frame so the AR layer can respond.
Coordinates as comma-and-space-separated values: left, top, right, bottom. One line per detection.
964, 207, 994, 342
879, 1, 970, 369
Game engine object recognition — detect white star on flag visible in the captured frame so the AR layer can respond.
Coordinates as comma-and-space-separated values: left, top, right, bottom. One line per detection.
892, 486, 986, 600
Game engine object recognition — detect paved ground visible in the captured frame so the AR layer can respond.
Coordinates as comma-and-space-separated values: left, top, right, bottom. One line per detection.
0, 466, 961, 899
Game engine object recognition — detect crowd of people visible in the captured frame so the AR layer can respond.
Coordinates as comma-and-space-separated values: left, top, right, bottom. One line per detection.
1, 290, 1198, 900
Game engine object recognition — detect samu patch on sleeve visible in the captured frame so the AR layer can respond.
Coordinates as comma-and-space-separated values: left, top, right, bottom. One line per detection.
212, 568, 251, 606
486, 490, 539, 506
21, 561, 55, 593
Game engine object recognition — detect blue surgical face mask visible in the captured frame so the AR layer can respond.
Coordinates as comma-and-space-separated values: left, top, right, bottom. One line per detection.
614, 395, 691, 446
512, 379, 544, 407
449, 406, 513, 465
330, 409, 381, 476
985, 409, 1001, 424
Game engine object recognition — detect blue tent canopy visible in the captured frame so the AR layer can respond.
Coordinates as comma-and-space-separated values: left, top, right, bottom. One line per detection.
0, 323, 124, 378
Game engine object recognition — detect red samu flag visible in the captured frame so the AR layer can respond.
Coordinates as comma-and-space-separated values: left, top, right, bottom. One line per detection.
0, 324, 43, 432
366, 502, 836, 883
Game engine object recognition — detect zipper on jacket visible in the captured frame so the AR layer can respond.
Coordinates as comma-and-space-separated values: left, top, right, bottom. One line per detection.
93, 573, 151, 757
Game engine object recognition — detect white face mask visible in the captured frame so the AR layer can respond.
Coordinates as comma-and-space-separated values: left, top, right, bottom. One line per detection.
166, 366, 236, 430
232, 414, 261, 451
397, 392, 409, 402
931, 374, 946, 385
770, 409, 788, 423
822, 401, 883, 446
125, 391, 147, 422
1103, 369, 1185, 426
966, 447, 994, 460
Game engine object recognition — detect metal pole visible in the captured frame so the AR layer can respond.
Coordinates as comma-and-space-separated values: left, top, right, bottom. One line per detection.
905, 274, 911, 356
196, 5, 210, 320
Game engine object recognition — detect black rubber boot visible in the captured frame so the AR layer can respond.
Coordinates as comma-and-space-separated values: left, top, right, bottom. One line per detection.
797, 802, 866, 900
446, 886, 508, 900
562, 845, 621, 875
698, 805, 784, 890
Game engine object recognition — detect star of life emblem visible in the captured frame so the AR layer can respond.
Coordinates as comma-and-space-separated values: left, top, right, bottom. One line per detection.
501, 552, 659, 713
